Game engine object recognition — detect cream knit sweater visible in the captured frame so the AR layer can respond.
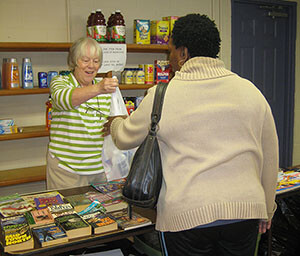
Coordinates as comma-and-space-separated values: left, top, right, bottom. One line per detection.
111, 57, 279, 232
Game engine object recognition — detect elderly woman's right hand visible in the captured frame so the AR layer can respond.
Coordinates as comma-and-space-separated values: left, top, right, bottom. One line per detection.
98, 77, 119, 94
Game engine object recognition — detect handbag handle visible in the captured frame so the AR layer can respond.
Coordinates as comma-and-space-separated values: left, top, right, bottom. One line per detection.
150, 82, 169, 134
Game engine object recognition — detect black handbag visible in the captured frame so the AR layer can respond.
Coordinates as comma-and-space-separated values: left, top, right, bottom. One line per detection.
122, 82, 168, 208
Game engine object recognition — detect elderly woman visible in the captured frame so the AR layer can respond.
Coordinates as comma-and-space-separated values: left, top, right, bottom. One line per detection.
47, 37, 118, 190
103, 14, 279, 256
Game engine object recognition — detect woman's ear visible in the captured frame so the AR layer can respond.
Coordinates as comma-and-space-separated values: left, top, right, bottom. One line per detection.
180, 47, 190, 62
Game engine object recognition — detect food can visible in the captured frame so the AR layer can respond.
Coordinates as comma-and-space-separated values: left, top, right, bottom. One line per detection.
144, 64, 154, 84
38, 72, 48, 88
47, 71, 58, 87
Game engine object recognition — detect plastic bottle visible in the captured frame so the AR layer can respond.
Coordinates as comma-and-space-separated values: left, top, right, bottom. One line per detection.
45, 96, 52, 130
111, 10, 126, 43
106, 12, 115, 43
22, 58, 34, 89
136, 68, 145, 84
6, 58, 20, 89
92, 9, 107, 43
86, 11, 96, 38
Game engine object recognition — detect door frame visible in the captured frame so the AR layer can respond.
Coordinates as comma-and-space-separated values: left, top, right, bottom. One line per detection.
231, 0, 297, 167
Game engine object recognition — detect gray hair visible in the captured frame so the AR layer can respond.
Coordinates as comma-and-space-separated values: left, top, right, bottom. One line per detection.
67, 37, 103, 71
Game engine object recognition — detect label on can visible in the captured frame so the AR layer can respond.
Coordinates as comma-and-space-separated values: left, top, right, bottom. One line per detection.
47, 71, 58, 87
38, 72, 48, 88
144, 64, 154, 84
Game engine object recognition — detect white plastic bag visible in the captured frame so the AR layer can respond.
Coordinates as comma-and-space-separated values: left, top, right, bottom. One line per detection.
102, 87, 136, 181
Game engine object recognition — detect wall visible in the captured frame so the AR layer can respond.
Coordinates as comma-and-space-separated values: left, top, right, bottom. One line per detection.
0, 0, 298, 194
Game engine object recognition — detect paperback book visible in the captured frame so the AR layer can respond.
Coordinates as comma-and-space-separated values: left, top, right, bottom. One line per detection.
109, 209, 152, 231
85, 191, 128, 213
34, 194, 64, 210
92, 178, 126, 194
55, 212, 91, 239
32, 223, 68, 247
81, 211, 118, 234
25, 208, 55, 227
64, 194, 92, 213
0, 214, 34, 253
0, 193, 35, 217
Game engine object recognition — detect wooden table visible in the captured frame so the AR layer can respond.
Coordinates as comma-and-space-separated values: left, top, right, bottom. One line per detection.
0, 186, 156, 256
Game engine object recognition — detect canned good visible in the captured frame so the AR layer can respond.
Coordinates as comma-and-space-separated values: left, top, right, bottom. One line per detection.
47, 71, 58, 87
38, 72, 48, 88
144, 64, 154, 84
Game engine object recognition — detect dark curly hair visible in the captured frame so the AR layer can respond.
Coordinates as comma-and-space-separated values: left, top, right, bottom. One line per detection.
172, 14, 221, 58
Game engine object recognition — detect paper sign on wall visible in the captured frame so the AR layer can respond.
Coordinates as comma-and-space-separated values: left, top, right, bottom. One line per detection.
98, 44, 127, 73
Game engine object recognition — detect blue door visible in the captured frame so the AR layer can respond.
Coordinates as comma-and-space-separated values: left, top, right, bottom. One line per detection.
231, 0, 297, 167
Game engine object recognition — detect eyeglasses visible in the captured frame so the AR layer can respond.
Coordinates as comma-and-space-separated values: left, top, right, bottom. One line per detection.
84, 99, 107, 119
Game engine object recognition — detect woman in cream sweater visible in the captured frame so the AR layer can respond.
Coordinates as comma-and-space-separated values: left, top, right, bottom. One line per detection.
103, 14, 279, 256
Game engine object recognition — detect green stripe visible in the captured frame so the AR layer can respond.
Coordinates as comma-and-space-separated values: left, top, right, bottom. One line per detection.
50, 133, 104, 142
50, 145, 101, 154
50, 139, 102, 148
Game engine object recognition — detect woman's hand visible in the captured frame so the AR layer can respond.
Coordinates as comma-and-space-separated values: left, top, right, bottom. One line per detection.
102, 115, 127, 137
258, 220, 272, 233
97, 77, 119, 94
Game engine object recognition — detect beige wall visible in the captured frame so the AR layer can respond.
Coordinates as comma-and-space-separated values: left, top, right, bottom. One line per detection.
0, 0, 299, 178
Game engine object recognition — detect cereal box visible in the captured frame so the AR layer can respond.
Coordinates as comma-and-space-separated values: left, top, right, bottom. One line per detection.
150, 20, 169, 45
154, 60, 171, 83
134, 19, 151, 44
162, 16, 179, 35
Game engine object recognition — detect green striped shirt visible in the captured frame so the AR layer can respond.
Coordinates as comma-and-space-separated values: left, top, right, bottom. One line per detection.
49, 73, 111, 175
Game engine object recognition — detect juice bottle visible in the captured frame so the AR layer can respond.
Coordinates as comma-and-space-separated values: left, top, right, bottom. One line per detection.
86, 11, 96, 38
111, 10, 126, 43
92, 9, 106, 43
106, 12, 115, 43
45, 96, 52, 130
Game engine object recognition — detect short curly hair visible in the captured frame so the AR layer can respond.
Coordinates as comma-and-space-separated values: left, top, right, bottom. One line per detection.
172, 14, 221, 58
68, 37, 102, 71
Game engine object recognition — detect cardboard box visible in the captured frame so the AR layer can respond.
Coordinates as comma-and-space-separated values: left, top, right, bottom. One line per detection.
150, 20, 169, 45
134, 19, 151, 44
162, 16, 179, 35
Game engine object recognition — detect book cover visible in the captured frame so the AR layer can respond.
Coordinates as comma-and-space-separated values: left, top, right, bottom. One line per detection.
81, 211, 118, 234
0, 193, 35, 217
109, 209, 152, 231
25, 208, 55, 227
34, 194, 64, 210
0, 215, 34, 253
92, 179, 126, 194
48, 203, 74, 212
22, 191, 64, 207
32, 223, 68, 247
85, 191, 128, 213
64, 194, 92, 213
55, 213, 91, 239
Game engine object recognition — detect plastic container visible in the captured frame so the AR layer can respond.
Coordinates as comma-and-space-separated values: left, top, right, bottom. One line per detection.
45, 96, 52, 130
47, 71, 58, 87
111, 10, 125, 43
86, 11, 96, 38
106, 12, 115, 43
136, 68, 145, 84
22, 58, 34, 89
92, 9, 106, 43
6, 58, 20, 89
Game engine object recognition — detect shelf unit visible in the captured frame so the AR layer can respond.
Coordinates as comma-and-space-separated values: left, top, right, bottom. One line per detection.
0, 43, 168, 186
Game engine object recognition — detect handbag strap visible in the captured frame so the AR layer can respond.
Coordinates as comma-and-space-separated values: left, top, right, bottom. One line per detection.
150, 82, 168, 133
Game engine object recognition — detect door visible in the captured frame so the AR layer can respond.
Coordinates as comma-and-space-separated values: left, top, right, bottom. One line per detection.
231, 0, 297, 167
